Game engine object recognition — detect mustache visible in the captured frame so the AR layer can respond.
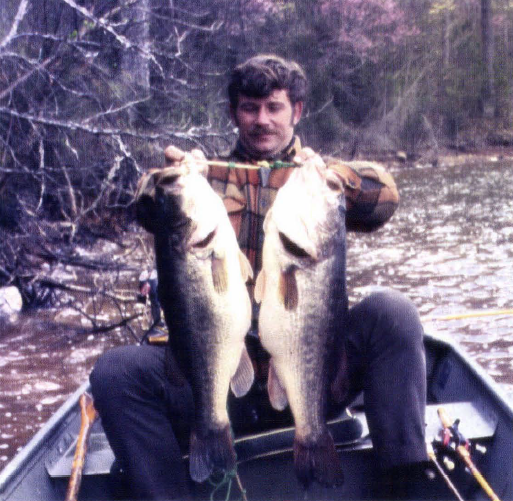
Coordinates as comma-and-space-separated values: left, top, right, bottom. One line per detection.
249, 126, 276, 135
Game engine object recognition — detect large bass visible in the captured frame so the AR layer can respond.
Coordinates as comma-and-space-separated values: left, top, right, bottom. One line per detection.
135, 148, 254, 483
255, 150, 347, 487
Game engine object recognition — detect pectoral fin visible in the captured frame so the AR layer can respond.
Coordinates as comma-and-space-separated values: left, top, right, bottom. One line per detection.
278, 268, 298, 311
254, 270, 265, 304
268, 362, 288, 411
238, 251, 254, 282
211, 255, 228, 294
230, 345, 254, 397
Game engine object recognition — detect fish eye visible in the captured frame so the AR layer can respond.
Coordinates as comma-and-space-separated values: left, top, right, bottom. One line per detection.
279, 232, 311, 259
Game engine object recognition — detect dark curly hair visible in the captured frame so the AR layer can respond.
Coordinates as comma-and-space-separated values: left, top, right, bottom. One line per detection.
228, 54, 307, 108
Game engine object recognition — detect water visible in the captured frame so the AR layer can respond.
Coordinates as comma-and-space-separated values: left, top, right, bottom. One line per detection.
346, 156, 513, 395
1, 157, 513, 466
0, 236, 152, 465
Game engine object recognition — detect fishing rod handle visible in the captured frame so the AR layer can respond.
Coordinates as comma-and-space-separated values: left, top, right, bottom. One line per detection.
437, 407, 454, 429
65, 393, 98, 501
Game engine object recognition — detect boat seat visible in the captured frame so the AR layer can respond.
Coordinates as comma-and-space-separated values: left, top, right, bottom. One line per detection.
45, 400, 498, 478
46, 431, 116, 478
350, 400, 499, 451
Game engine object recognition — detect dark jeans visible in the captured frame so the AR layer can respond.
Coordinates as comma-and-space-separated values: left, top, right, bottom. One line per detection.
90, 289, 427, 500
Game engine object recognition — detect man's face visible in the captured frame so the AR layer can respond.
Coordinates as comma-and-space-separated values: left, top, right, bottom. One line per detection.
230, 89, 303, 159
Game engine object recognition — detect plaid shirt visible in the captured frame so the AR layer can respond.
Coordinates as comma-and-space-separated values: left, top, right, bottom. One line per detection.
136, 137, 399, 304
208, 137, 399, 281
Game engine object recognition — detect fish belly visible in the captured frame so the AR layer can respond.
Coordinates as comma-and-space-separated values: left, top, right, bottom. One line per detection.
259, 257, 345, 487
185, 248, 252, 482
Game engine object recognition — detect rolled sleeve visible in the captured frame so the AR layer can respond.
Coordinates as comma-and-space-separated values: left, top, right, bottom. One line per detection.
327, 160, 399, 232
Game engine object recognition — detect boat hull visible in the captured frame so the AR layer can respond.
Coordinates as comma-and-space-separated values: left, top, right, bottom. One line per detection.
1, 332, 512, 501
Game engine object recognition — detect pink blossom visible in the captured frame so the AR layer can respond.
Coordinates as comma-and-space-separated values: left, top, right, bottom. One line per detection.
319, 0, 418, 61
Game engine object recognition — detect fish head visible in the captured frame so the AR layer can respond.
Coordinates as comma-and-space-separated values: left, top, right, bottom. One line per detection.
265, 154, 346, 267
136, 160, 226, 256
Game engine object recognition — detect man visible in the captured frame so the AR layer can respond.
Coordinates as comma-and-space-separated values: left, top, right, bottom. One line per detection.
138, 269, 167, 342
90, 54, 428, 500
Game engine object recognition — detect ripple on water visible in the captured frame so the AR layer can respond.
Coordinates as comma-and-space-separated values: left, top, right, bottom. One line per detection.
34, 381, 62, 392
352, 160, 513, 391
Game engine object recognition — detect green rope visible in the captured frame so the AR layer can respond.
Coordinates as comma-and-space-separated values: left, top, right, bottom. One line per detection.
205, 427, 248, 501
208, 159, 297, 170
208, 465, 246, 501
268, 160, 296, 169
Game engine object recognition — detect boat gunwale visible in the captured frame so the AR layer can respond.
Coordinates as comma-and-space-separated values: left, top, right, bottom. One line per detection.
0, 380, 90, 496
424, 331, 513, 420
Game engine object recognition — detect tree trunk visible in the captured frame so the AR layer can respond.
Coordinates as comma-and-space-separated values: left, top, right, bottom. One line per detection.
120, 0, 150, 127
480, 0, 496, 118
443, 7, 451, 69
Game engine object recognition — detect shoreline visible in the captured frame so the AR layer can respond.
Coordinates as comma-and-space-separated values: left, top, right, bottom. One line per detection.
351, 146, 513, 168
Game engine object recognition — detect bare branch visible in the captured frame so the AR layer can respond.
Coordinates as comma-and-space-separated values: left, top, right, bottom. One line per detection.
0, 105, 230, 140
0, 57, 54, 102
35, 139, 45, 212
0, 0, 29, 50
82, 97, 152, 125
59, 0, 162, 71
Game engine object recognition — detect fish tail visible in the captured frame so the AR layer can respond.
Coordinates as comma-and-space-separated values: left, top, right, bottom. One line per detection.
189, 425, 236, 483
293, 430, 344, 488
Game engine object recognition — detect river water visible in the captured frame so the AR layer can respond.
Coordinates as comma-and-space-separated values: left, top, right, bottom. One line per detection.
1, 156, 513, 467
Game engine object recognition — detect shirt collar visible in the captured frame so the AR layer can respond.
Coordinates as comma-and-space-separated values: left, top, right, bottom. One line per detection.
232, 136, 302, 164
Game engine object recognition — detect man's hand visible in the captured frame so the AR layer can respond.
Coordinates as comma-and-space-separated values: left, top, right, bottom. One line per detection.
164, 145, 208, 176
135, 146, 208, 232
164, 145, 186, 165
293, 147, 326, 171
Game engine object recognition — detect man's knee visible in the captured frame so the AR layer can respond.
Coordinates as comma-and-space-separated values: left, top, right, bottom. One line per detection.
350, 288, 423, 348
90, 346, 162, 404
90, 348, 127, 404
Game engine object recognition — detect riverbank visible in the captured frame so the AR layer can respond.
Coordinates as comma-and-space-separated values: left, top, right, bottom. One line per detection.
437, 146, 513, 167
355, 145, 513, 169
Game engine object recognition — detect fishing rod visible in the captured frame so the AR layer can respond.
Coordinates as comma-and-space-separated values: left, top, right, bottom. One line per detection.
423, 309, 513, 322
65, 393, 98, 501
426, 441, 465, 501
437, 407, 502, 501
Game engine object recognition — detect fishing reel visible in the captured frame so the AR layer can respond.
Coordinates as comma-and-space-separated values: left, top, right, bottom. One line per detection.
432, 414, 488, 477
432, 417, 468, 472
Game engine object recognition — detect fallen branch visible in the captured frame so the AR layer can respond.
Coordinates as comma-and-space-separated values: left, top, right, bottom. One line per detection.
35, 244, 136, 272
39, 276, 134, 303
78, 312, 142, 335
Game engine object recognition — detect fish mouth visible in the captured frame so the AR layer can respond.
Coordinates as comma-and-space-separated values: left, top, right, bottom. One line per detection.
279, 232, 317, 260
